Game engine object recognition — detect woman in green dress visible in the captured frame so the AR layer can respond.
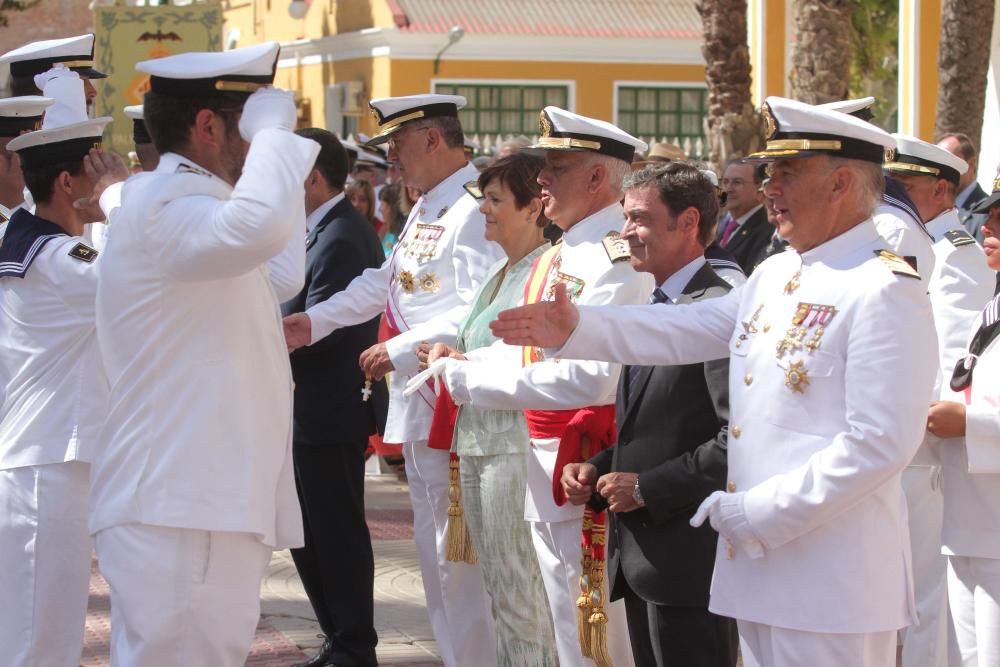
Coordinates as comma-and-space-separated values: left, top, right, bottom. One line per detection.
419, 153, 557, 666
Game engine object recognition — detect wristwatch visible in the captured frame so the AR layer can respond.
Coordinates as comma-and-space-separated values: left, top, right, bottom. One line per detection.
632, 476, 645, 507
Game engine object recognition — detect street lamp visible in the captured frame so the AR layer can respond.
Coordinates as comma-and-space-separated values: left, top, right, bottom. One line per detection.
433, 26, 465, 75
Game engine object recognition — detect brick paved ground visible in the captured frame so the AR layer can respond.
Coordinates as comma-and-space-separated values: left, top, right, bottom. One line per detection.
83, 474, 443, 667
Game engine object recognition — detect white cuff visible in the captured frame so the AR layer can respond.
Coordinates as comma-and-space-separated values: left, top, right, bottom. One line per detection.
718, 492, 764, 559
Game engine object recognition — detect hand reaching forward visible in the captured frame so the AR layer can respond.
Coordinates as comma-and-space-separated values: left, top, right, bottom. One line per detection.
74, 148, 129, 222
416, 341, 466, 370
490, 281, 580, 348
283, 312, 312, 352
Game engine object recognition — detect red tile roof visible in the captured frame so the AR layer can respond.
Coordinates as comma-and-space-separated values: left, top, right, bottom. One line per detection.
387, 0, 702, 39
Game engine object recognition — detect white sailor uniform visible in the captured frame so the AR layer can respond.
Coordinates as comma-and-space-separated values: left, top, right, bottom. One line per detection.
306, 161, 502, 667
0, 210, 105, 667
556, 219, 938, 666
445, 203, 653, 667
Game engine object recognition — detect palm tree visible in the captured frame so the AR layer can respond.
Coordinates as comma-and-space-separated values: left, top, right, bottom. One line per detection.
697, 0, 762, 171
935, 0, 996, 148
790, 0, 853, 104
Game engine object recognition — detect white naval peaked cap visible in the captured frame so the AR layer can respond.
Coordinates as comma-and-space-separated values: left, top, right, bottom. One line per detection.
137, 41, 279, 98
0, 33, 106, 81
0, 96, 53, 138
7, 70, 111, 166
886, 134, 969, 187
365, 94, 467, 146
534, 106, 647, 163
355, 147, 388, 168
124, 104, 152, 145
817, 96, 876, 120
747, 96, 895, 164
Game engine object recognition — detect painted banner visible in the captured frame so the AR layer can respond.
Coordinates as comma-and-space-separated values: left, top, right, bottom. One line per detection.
95, 2, 222, 155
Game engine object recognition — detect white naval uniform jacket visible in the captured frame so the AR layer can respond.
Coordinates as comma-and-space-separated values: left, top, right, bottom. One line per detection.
306, 162, 502, 444
0, 229, 105, 470
916, 209, 995, 466
556, 219, 937, 633
89, 129, 319, 549
446, 203, 654, 522
941, 313, 1000, 559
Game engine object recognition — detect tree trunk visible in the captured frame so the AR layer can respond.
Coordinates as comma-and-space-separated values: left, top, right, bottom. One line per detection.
935, 0, 995, 149
697, 0, 763, 171
790, 0, 853, 103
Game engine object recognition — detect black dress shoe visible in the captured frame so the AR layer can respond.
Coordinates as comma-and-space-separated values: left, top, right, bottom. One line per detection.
291, 638, 334, 667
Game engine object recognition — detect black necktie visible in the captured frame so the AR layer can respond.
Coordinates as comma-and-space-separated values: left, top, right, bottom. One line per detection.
625, 288, 669, 402
951, 293, 1000, 391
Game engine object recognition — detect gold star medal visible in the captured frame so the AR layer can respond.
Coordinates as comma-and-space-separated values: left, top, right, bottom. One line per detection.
419, 272, 441, 293
398, 270, 416, 293
781, 360, 810, 393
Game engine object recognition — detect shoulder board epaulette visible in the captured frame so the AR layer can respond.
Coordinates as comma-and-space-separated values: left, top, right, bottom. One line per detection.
0, 210, 8, 224
944, 229, 976, 248
874, 249, 919, 279
175, 162, 212, 178
602, 231, 631, 263
68, 242, 98, 263
463, 180, 483, 200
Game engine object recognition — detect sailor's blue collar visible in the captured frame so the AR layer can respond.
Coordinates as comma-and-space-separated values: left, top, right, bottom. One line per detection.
0, 208, 67, 278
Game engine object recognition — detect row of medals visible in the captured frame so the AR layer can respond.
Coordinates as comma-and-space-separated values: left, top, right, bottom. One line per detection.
734, 269, 837, 394
396, 223, 445, 293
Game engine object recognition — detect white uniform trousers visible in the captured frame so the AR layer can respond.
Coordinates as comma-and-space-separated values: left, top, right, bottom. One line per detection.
94, 523, 272, 667
947, 555, 1000, 666
402, 441, 497, 667
900, 465, 949, 667
738, 620, 896, 667
529, 517, 634, 667
0, 461, 91, 667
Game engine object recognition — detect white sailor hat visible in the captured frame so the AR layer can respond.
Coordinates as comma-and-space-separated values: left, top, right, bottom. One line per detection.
7, 71, 111, 167
355, 147, 388, 169
0, 34, 106, 81
747, 96, 895, 164
124, 104, 152, 145
534, 106, 647, 163
817, 96, 876, 121
137, 41, 279, 99
0, 96, 53, 138
971, 175, 1000, 214
885, 134, 968, 187
366, 94, 466, 146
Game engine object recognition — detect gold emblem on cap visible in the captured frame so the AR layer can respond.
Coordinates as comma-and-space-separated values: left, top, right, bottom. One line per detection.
884, 147, 896, 163
214, 80, 267, 93
761, 103, 778, 140
539, 111, 553, 138
992, 175, 1000, 192
369, 106, 382, 124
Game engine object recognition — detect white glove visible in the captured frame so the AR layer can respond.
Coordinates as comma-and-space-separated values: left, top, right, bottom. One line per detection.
238, 87, 297, 142
690, 490, 764, 559
403, 357, 454, 397
34, 64, 79, 92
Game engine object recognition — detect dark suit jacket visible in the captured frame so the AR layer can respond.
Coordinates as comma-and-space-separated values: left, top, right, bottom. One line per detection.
588, 262, 731, 608
961, 182, 989, 211
959, 183, 990, 244
721, 206, 771, 275
282, 197, 388, 445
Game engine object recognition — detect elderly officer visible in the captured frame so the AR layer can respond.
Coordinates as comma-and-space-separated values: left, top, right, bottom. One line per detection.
409, 106, 651, 667
884, 135, 996, 667
491, 97, 938, 667
928, 180, 1000, 665
90, 43, 320, 666
0, 96, 51, 238
0, 72, 118, 667
282, 94, 501, 667
0, 34, 106, 111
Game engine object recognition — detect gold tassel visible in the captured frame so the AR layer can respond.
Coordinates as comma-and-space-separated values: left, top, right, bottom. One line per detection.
576, 510, 594, 657
587, 565, 612, 667
445, 457, 478, 563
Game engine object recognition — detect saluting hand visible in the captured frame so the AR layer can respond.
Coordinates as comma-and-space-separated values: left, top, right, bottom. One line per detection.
561, 462, 598, 506
74, 148, 128, 222
283, 313, 312, 352
927, 401, 966, 438
360, 343, 394, 381
596, 472, 641, 513
490, 282, 579, 348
